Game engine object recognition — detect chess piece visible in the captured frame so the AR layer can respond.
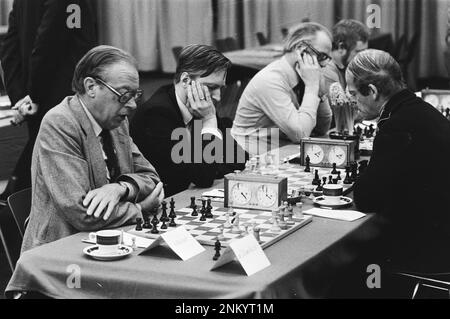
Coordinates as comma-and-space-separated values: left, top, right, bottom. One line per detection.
337, 171, 342, 181
331, 163, 338, 174
131, 236, 137, 250
270, 216, 281, 233
160, 218, 168, 229
328, 175, 333, 184
231, 214, 241, 234
169, 199, 177, 227
150, 214, 159, 234
343, 167, 352, 184
200, 206, 207, 221
315, 179, 322, 192
190, 196, 196, 208
161, 201, 169, 222
213, 238, 221, 260
304, 155, 311, 172
142, 216, 151, 229
135, 217, 143, 231
191, 204, 198, 216
312, 169, 320, 185
253, 226, 261, 243
295, 202, 303, 218
322, 176, 327, 186
206, 198, 213, 218
287, 204, 295, 225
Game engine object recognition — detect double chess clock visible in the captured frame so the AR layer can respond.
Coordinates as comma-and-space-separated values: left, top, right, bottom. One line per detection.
300, 137, 356, 169
224, 173, 287, 211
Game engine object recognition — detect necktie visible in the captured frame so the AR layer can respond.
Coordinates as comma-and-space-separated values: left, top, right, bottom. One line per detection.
100, 130, 119, 181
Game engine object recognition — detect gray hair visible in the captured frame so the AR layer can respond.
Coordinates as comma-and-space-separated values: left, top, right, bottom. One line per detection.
347, 49, 406, 97
72, 45, 137, 94
283, 22, 332, 53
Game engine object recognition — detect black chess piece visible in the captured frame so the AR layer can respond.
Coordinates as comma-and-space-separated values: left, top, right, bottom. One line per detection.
337, 171, 342, 180
304, 155, 311, 172
206, 199, 213, 218
142, 216, 151, 229
200, 206, 207, 221
315, 180, 323, 191
328, 175, 333, 184
312, 169, 320, 185
201, 199, 206, 211
213, 238, 221, 260
358, 159, 368, 176
161, 201, 169, 222
331, 163, 338, 174
350, 162, 358, 182
191, 205, 198, 216
160, 219, 168, 229
135, 217, 143, 231
169, 214, 177, 227
169, 200, 177, 227
322, 176, 327, 186
190, 196, 196, 208
170, 197, 175, 209
150, 214, 159, 234
343, 167, 352, 184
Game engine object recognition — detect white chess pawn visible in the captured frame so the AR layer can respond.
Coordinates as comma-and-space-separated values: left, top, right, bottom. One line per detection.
224, 208, 233, 228
131, 236, 137, 250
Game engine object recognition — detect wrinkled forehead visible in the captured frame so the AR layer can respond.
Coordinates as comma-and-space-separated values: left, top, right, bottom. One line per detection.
102, 62, 139, 89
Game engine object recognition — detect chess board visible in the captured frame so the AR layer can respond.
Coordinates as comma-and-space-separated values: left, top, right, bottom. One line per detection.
128, 206, 312, 249
260, 163, 352, 194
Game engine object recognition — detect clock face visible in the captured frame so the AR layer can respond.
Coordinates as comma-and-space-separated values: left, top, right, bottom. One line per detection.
256, 185, 277, 208
328, 146, 347, 166
424, 94, 439, 108
441, 95, 450, 109
231, 183, 251, 205
305, 144, 324, 164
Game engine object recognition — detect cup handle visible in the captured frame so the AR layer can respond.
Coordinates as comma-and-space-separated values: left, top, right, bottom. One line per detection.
88, 232, 97, 243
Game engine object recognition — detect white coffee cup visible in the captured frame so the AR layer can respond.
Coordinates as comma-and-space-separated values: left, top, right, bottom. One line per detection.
88, 230, 122, 254
322, 184, 343, 205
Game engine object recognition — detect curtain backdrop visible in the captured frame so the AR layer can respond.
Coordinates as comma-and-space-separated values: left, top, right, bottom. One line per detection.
0, 0, 448, 79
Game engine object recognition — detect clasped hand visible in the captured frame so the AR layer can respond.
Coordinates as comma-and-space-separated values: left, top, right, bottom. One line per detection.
11, 95, 39, 125
83, 181, 165, 220
186, 80, 216, 120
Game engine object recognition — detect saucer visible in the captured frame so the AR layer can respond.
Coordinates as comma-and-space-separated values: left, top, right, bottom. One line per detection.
313, 196, 353, 208
83, 245, 133, 261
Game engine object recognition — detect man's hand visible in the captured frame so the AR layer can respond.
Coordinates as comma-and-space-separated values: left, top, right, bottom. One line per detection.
138, 182, 165, 213
11, 95, 39, 125
186, 80, 216, 120
295, 50, 321, 93
83, 183, 127, 221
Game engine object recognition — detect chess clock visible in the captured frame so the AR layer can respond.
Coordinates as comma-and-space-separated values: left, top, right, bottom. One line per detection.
300, 137, 356, 169
224, 173, 287, 211
421, 89, 450, 111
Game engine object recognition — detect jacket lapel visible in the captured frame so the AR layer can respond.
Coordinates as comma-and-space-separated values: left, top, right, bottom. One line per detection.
68, 96, 109, 187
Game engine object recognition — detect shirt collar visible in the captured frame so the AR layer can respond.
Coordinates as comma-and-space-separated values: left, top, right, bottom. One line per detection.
280, 55, 301, 89
175, 90, 193, 126
77, 95, 103, 137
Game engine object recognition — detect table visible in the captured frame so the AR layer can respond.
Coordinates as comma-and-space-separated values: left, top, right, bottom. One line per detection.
224, 44, 283, 70
5, 145, 375, 299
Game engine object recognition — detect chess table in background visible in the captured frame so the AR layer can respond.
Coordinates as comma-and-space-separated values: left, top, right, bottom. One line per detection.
129, 205, 312, 249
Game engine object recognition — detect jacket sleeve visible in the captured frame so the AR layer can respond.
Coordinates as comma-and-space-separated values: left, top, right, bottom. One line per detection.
35, 113, 143, 232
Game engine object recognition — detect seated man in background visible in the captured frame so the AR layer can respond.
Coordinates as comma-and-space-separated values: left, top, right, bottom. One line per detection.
131, 44, 246, 197
343, 49, 450, 296
322, 19, 369, 91
22, 45, 163, 252
231, 22, 333, 155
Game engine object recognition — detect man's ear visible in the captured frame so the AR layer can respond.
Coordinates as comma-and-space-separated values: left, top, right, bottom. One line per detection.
368, 84, 379, 100
84, 77, 97, 98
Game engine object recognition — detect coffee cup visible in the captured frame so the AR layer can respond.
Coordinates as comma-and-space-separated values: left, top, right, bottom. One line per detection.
322, 184, 343, 205
88, 230, 122, 254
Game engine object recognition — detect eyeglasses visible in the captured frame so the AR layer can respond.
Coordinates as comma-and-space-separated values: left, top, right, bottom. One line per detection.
299, 41, 332, 64
94, 77, 143, 104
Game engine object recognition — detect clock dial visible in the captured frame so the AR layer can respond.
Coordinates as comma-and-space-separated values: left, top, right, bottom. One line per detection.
328, 146, 347, 166
305, 144, 324, 164
231, 183, 251, 205
256, 185, 277, 208
441, 95, 450, 109
424, 94, 439, 108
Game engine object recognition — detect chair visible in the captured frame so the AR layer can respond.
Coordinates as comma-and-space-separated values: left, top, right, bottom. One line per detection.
172, 46, 183, 62
256, 32, 268, 46
7, 187, 31, 238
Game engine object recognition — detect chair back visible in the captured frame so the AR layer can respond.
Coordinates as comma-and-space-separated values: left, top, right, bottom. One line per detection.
7, 188, 31, 238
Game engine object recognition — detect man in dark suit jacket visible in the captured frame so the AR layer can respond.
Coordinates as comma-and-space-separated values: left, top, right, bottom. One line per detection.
131, 45, 247, 197
338, 49, 450, 297
0, 0, 97, 200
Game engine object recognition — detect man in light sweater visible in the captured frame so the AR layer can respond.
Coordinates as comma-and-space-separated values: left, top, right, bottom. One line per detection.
231, 22, 333, 155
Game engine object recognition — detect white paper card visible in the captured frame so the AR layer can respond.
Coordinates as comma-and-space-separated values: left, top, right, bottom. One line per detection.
304, 208, 366, 221
211, 235, 270, 276
139, 226, 205, 261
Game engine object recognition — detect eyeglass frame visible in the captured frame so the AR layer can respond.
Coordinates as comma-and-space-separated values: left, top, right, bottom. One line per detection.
297, 41, 332, 64
94, 77, 143, 104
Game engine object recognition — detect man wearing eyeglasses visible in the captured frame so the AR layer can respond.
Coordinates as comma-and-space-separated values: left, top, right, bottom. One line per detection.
21, 45, 162, 252
231, 22, 333, 155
